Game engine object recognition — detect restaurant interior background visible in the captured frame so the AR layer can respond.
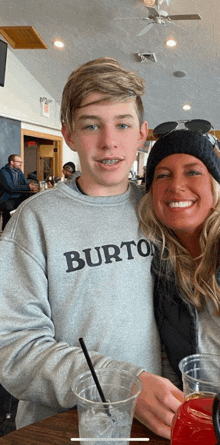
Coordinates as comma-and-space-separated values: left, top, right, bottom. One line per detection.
0, 0, 219, 180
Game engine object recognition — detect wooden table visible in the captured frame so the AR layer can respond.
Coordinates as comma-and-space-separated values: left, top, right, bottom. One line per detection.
0, 409, 170, 445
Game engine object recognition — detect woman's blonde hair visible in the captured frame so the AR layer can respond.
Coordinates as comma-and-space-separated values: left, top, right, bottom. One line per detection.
139, 177, 220, 314
60, 57, 145, 133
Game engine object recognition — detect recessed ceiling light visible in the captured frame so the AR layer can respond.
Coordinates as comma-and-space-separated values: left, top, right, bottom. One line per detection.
182, 104, 191, 111
143, 0, 155, 6
54, 40, 64, 49
166, 39, 177, 47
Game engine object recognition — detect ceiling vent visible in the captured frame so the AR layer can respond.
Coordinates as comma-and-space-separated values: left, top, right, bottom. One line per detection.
173, 70, 187, 78
0, 26, 47, 49
138, 53, 157, 62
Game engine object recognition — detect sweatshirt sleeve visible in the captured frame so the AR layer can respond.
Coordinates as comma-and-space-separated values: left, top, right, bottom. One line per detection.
0, 209, 144, 411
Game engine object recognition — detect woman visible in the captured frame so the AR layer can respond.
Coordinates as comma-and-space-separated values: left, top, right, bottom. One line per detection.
139, 129, 220, 386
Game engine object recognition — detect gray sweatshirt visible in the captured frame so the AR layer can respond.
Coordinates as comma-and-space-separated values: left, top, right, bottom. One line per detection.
0, 176, 161, 428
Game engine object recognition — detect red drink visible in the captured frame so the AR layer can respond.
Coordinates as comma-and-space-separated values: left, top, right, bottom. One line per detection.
171, 395, 216, 444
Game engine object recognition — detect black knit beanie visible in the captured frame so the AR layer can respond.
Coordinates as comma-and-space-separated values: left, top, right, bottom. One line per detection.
63, 161, 75, 173
145, 129, 220, 192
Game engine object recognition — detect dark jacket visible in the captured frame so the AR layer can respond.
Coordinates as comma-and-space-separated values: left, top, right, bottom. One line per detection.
0, 384, 18, 436
0, 164, 30, 204
152, 251, 197, 384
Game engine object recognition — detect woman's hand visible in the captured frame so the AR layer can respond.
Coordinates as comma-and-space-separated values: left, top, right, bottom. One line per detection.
134, 372, 184, 439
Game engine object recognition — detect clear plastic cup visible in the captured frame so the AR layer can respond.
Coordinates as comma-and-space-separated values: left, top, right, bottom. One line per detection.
179, 353, 220, 398
171, 353, 220, 445
72, 369, 141, 445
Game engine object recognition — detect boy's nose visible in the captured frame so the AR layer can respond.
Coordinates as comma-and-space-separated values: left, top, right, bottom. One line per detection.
100, 127, 118, 150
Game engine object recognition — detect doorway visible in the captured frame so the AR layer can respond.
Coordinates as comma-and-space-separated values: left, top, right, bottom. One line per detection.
21, 129, 63, 181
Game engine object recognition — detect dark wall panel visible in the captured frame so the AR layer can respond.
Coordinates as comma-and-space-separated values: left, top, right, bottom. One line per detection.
0, 116, 21, 168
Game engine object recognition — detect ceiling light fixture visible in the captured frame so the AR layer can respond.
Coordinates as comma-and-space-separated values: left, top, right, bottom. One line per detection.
53, 40, 64, 49
143, 0, 155, 6
182, 104, 191, 111
166, 39, 177, 47
144, 0, 172, 6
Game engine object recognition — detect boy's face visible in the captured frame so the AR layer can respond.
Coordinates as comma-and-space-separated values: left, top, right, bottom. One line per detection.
62, 93, 148, 196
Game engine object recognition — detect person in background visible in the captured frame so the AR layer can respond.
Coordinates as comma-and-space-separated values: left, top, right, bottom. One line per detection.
27, 170, 38, 185
0, 58, 183, 439
0, 154, 38, 230
62, 161, 76, 180
139, 129, 220, 387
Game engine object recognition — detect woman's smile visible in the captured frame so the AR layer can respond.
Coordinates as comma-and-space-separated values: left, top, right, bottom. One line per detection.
167, 200, 195, 209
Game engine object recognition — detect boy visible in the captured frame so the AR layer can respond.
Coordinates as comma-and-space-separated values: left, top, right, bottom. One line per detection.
0, 57, 182, 439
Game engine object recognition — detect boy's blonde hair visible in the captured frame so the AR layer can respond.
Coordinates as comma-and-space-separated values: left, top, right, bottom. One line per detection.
60, 57, 145, 133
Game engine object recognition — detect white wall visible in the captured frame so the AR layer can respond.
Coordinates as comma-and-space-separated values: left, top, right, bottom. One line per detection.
0, 49, 80, 168
0, 49, 60, 128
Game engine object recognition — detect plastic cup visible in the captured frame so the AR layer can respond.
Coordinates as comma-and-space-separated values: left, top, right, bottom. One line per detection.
72, 369, 142, 445
171, 353, 220, 445
179, 353, 220, 398
39, 181, 46, 191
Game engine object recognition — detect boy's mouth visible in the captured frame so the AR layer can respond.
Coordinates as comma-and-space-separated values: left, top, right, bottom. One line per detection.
100, 159, 120, 165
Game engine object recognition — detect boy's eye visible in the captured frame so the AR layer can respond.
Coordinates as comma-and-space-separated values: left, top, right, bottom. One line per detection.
118, 123, 129, 129
84, 124, 99, 130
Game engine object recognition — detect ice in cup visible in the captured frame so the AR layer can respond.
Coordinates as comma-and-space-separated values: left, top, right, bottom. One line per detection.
171, 353, 220, 445
72, 369, 142, 445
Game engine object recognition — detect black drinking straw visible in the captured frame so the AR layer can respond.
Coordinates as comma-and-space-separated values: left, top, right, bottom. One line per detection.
79, 337, 112, 418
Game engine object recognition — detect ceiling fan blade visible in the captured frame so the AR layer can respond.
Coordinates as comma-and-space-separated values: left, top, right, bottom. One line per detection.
169, 14, 201, 21
146, 7, 160, 18
137, 22, 154, 36
114, 17, 148, 20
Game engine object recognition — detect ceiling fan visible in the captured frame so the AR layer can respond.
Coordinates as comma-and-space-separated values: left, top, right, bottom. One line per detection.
115, 0, 201, 36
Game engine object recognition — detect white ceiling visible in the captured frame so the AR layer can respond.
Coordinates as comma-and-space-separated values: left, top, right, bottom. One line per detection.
1, 0, 220, 130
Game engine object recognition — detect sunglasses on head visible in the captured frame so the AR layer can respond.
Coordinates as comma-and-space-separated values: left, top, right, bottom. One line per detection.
153, 119, 220, 155
153, 119, 213, 138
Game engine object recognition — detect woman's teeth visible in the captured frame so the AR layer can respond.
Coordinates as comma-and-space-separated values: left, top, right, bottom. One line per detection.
169, 201, 193, 208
